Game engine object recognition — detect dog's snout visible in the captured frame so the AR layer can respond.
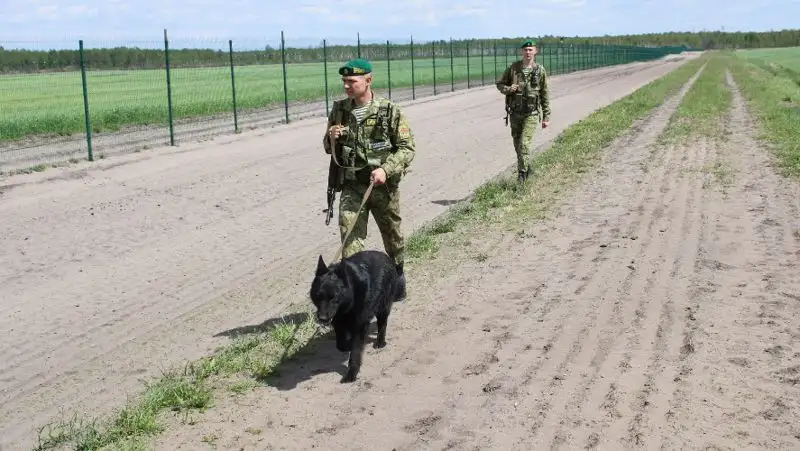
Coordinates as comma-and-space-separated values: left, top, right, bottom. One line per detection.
316, 311, 331, 324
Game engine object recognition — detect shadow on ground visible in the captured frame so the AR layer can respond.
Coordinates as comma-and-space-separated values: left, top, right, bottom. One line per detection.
215, 311, 382, 391
431, 197, 469, 206
213, 312, 310, 338
261, 321, 383, 391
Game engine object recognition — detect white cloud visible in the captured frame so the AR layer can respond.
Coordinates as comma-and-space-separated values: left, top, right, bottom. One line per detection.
300, 5, 331, 14
0, 0, 796, 44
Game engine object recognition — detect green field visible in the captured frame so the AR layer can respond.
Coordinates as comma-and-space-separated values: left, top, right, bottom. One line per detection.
735, 46, 800, 72
731, 46, 800, 177
0, 46, 669, 143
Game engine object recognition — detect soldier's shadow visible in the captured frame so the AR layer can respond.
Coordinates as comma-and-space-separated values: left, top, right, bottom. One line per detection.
431, 196, 469, 206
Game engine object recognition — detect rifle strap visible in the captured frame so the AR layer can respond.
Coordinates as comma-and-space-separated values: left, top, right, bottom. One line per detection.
331, 181, 375, 262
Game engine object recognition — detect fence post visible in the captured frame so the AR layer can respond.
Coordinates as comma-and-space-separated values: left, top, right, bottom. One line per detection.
588, 44, 592, 69
546, 44, 552, 77
280, 30, 289, 124
410, 35, 416, 100
449, 37, 454, 92
432, 41, 437, 95
480, 40, 485, 86
466, 41, 470, 89
386, 40, 392, 99
78, 39, 93, 161
323, 39, 329, 116
493, 42, 497, 79
163, 29, 175, 146
557, 44, 562, 74
228, 39, 239, 133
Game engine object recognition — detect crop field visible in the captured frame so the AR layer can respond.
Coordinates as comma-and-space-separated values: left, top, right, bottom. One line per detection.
735, 45, 800, 72
3, 42, 800, 451
0, 44, 670, 148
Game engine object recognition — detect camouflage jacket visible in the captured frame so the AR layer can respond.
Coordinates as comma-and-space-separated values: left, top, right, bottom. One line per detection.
496, 60, 551, 122
323, 92, 416, 186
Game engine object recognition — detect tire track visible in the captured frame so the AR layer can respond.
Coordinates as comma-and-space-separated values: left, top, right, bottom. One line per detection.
662, 70, 800, 449
375, 63, 709, 451
312, 61, 709, 451
491, 64, 705, 450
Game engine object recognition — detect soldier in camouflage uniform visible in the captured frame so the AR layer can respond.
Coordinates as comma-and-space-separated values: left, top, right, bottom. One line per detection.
496, 39, 551, 182
323, 58, 416, 299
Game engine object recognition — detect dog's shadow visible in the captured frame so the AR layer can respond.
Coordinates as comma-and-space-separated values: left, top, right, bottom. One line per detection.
214, 312, 310, 338
266, 321, 383, 391
215, 313, 381, 391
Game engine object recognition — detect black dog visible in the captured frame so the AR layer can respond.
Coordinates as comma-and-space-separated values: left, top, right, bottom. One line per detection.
309, 250, 403, 383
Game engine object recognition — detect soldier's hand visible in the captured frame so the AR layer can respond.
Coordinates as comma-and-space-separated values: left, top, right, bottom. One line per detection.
328, 125, 344, 139
370, 168, 387, 185
509, 84, 519, 92
542, 121, 549, 129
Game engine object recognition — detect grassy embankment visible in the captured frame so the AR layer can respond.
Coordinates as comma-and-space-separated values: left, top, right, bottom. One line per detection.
1, 50, 610, 143
33, 53, 708, 451
729, 46, 800, 177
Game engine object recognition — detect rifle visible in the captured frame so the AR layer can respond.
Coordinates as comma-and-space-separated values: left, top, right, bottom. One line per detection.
324, 129, 343, 226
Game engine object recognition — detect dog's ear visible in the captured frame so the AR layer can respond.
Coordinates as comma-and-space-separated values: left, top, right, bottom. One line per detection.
316, 255, 328, 276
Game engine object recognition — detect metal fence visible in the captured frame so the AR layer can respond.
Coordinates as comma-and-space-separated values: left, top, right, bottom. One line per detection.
0, 31, 687, 172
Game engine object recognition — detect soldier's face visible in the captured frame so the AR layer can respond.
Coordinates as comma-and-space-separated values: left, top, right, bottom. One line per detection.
521, 46, 537, 60
342, 74, 371, 98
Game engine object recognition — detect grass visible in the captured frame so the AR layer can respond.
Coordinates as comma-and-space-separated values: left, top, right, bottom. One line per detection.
730, 48, 800, 177
31, 53, 706, 451
35, 317, 318, 450
0, 50, 669, 143
659, 52, 732, 144
735, 46, 800, 73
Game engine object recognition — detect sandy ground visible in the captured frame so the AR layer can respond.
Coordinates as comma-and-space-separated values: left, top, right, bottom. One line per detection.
0, 54, 735, 450
136, 57, 800, 450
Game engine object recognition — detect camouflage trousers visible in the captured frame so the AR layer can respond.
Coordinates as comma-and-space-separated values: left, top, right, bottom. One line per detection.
339, 181, 404, 266
509, 113, 539, 174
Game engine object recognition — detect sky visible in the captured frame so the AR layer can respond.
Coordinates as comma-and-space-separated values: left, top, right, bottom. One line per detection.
1, 0, 798, 50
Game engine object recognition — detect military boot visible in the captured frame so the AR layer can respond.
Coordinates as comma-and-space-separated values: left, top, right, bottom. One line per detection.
395, 262, 407, 301
518, 167, 530, 183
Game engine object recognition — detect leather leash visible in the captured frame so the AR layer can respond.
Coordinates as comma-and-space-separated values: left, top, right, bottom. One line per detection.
328, 128, 375, 262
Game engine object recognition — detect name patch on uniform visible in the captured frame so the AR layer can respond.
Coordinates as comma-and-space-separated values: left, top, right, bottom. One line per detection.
365, 118, 376, 126
370, 141, 390, 150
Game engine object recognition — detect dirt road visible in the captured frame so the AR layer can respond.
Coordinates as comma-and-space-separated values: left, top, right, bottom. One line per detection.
0, 55, 720, 450
141, 59, 800, 450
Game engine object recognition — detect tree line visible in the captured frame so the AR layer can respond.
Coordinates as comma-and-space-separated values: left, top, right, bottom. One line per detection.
1, 29, 798, 74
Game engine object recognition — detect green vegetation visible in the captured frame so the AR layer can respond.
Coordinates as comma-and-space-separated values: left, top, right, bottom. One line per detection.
32, 52, 708, 451
35, 317, 318, 450
735, 46, 800, 73
730, 48, 800, 177
0, 45, 670, 143
659, 52, 733, 143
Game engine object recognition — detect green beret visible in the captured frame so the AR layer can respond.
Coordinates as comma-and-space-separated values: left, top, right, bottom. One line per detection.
520, 39, 537, 48
339, 58, 372, 76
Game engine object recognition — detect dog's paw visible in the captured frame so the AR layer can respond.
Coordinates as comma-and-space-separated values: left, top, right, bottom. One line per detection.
340, 372, 357, 383
373, 340, 387, 349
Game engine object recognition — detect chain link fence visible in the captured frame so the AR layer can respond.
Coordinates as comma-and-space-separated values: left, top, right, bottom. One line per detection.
0, 32, 687, 172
